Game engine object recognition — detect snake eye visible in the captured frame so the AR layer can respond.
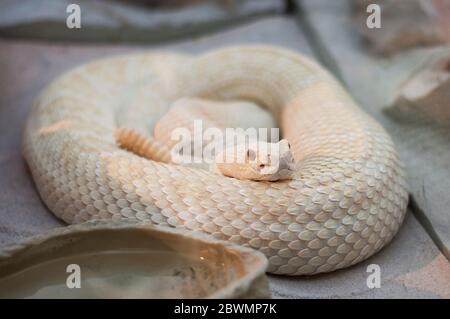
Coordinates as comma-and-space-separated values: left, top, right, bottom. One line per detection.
247, 149, 256, 161
259, 164, 265, 168
288, 143, 291, 149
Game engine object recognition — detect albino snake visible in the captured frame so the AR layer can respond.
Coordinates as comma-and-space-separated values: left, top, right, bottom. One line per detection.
23, 46, 409, 275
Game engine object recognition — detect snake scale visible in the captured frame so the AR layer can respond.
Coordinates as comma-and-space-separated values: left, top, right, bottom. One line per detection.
23, 46, 409, 275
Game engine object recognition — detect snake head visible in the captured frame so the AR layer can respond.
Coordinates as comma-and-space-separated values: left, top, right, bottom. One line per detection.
246, 139, 295, 181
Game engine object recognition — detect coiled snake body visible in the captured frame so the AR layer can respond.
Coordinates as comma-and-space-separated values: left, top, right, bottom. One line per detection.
23, 46, 408, 275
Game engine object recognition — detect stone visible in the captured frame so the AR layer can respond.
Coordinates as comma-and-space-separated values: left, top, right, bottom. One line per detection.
0, 0, 284, 43
389, 51, 450, 125
351, 0, 450, 56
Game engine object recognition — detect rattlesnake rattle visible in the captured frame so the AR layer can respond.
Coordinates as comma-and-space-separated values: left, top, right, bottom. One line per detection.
23, 46, 409, 275
117, 97, 296, 181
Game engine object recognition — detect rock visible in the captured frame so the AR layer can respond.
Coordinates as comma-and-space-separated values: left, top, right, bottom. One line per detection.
389, 51, 450, 125
0, 0, 284, 43
351, 0, 450, 56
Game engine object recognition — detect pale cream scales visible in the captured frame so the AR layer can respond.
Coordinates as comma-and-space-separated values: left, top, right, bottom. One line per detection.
23, 46, 409, 275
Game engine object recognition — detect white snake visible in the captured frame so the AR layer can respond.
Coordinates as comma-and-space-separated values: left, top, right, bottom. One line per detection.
22, 46, 409, 275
